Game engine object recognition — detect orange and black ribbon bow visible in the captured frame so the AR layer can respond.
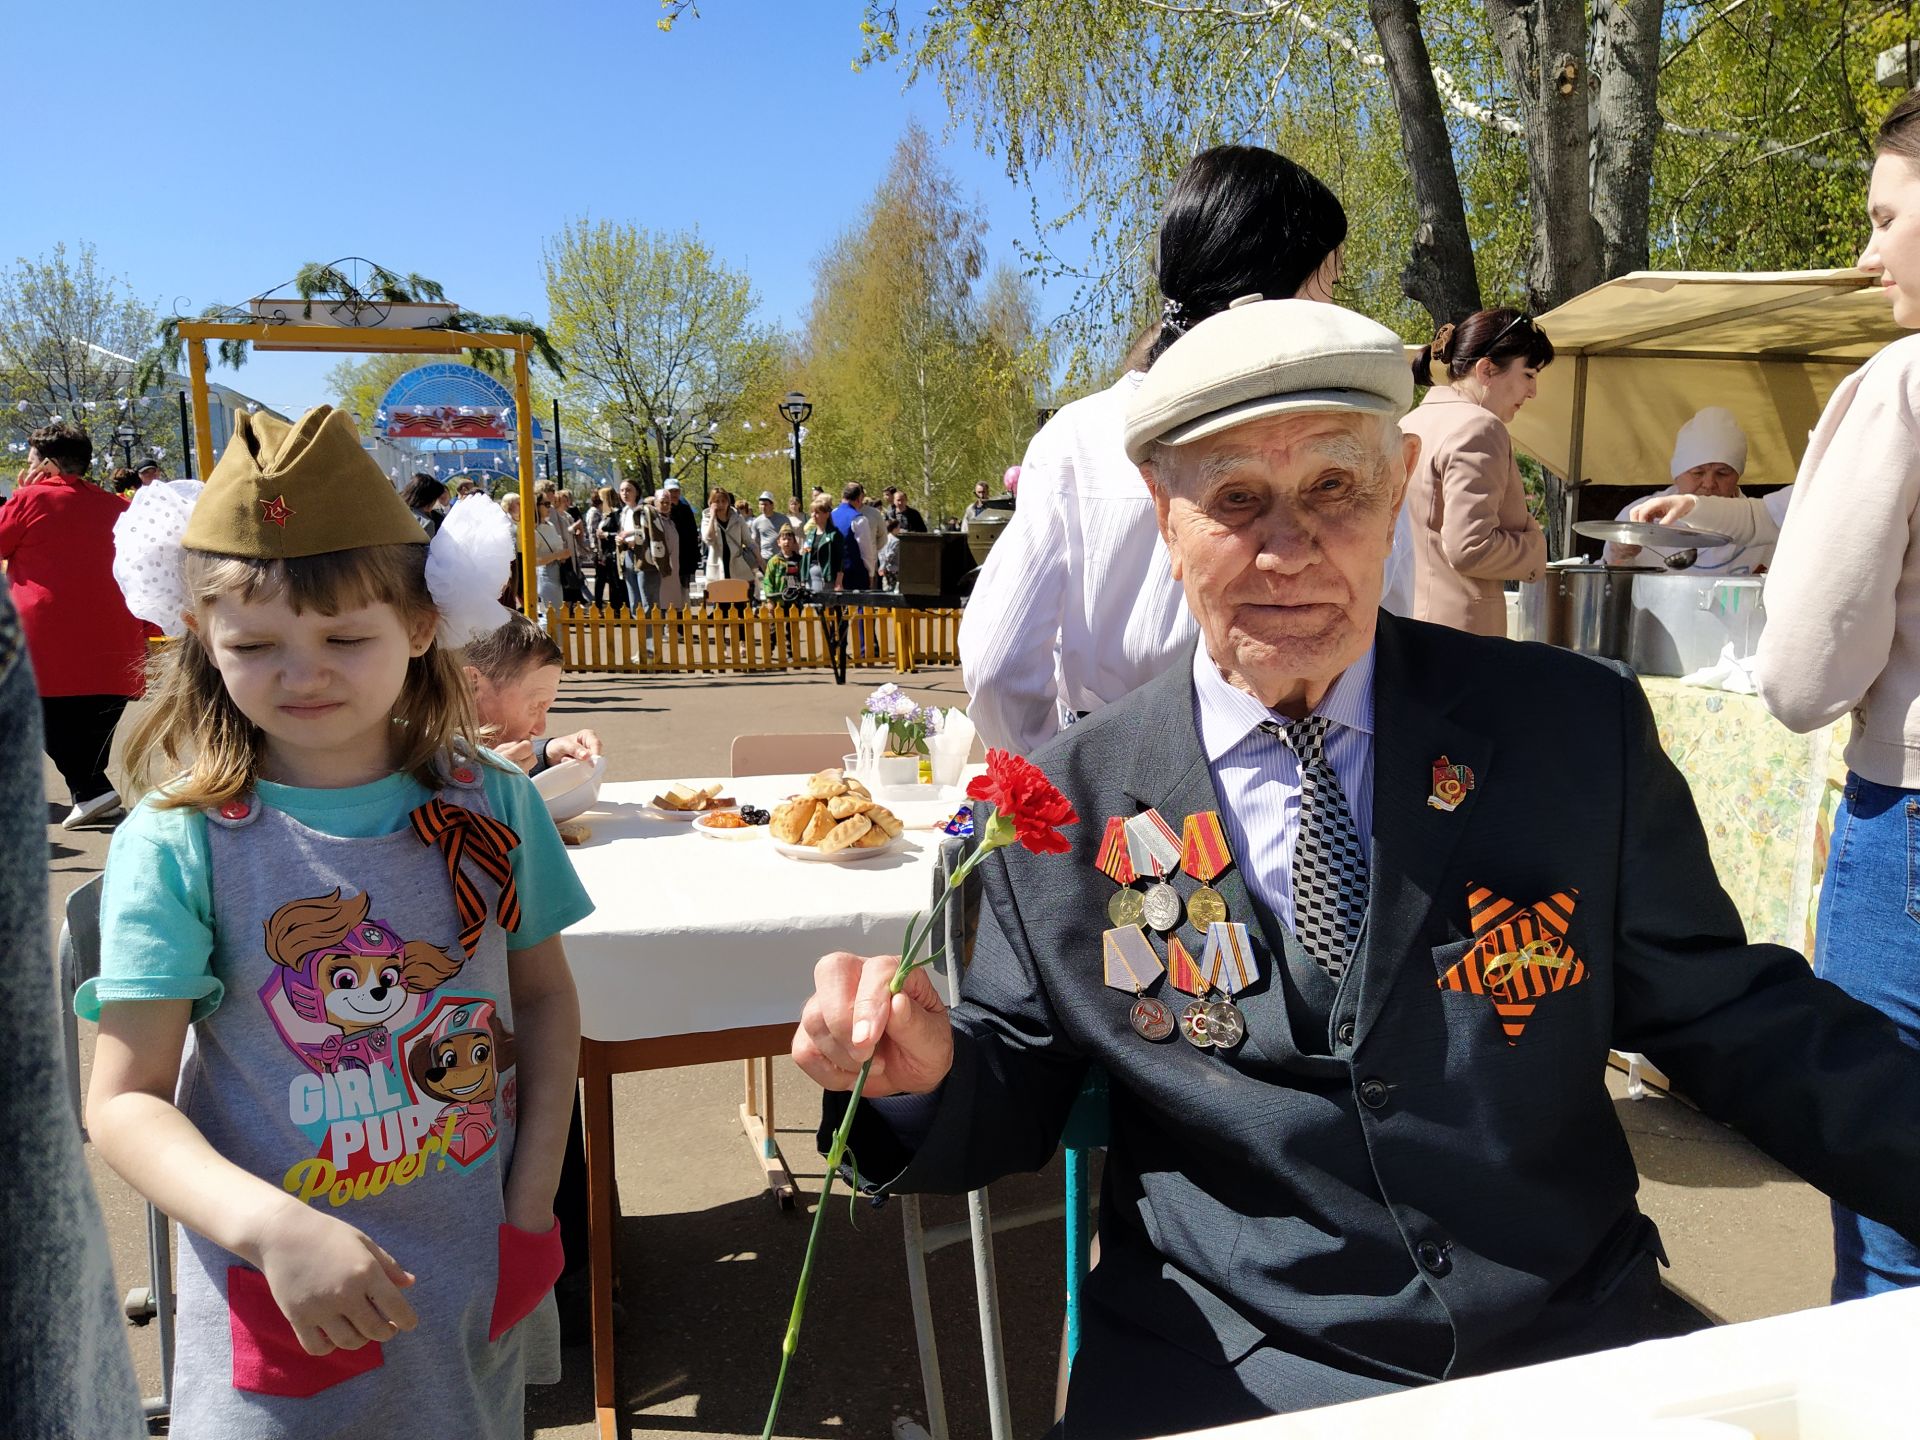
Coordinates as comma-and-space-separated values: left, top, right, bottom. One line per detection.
410, 799, 522, 957
1437, 884, 1585, 1045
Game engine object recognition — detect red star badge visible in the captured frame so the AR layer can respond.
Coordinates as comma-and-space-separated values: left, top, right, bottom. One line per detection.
1437, 884, 1585, 1045
259, 494, 295, 527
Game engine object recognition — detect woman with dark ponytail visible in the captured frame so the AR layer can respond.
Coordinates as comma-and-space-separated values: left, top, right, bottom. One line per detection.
1397, 307, 1555, 635
962, 144, 1354, 754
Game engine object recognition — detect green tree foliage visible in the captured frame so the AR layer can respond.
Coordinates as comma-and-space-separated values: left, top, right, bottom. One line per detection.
0, 242, 169, 473
799, 125, 1048, 523
825, 1, 1914, 381
543, 218, 783, 487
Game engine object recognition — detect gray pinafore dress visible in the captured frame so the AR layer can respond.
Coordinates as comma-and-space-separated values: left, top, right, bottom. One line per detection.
168, 764, 560, 1440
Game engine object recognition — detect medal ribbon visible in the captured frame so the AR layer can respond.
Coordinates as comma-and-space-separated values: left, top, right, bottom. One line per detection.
410, 799, 522, 958
1199, 922, 1259, 996
1180, 811, 1232, 883
1102, 925, 1165, 994
1124, 808, 1182, 878
1096, 816, 1138, 884
1166, 935, 1206, 994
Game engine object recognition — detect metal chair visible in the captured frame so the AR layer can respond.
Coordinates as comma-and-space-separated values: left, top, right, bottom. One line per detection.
59, 874, 175, 1429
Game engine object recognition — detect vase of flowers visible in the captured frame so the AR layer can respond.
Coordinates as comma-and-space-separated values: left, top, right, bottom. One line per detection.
861, 683, 936, 785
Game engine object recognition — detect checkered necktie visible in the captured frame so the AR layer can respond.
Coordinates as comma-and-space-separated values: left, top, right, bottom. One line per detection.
1263, 716, 1368, 979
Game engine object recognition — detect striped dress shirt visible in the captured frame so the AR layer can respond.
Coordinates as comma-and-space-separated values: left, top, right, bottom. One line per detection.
1190, 643, 1375, 932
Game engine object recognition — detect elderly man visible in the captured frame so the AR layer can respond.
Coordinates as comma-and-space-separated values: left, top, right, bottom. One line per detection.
795, 300, 1920, 1435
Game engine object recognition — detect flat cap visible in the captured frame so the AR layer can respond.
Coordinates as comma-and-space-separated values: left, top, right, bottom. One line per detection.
1124, 298, 1413, 464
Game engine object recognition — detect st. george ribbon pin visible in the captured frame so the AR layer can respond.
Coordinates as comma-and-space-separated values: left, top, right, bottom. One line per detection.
1102, 924, 1174, 1041
1097, 816, 1147, 928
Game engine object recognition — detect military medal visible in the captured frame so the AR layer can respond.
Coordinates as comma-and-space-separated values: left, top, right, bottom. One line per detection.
1428, 755, 1475, 812
1126, 810, 1185, 932
1107, 887, 1146, 928
1195, 921, 1260, 1051
1102, 925, 1173, 1042
1180, 811, 1233, 935
1165, 935, 1219, 1049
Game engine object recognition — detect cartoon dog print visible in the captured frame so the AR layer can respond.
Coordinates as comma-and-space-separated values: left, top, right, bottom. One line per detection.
406, 999, 516, 1165
265, 888, 464, 1074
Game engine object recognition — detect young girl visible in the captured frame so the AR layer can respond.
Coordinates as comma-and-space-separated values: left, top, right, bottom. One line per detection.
81, 406, 589, 1439
463, 615, 602, 776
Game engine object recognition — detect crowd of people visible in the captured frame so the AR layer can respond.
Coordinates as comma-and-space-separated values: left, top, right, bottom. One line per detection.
12, 87, 1920, 1440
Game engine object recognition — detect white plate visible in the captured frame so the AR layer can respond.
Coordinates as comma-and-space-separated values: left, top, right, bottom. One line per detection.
773, 832, 909, 863
692, 809, 761, 840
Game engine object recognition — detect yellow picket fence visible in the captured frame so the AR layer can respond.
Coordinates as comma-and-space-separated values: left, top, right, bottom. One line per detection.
539, 603, 963, 675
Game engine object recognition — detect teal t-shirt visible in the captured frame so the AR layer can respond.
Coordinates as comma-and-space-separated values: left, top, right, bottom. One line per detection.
77, 754, 594, 1023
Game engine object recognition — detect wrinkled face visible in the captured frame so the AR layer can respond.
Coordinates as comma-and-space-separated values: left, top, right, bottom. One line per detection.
1474, 358, 1540, 424
1673, 462, 1742, 498
467, 660, 561, 743
1862, 152, 1920, 329
655, 491, 675, 515
196, 591, 433, 780
424, 1030, 497, 1101
1143, 411, 1413, 709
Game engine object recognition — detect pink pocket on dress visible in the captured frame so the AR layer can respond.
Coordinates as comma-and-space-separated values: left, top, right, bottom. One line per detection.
489, 1217, 565, 1341
228, 1265, 383, 1398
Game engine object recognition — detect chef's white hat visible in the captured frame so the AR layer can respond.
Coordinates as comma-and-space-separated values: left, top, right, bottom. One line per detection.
1671, 406, 1748, 479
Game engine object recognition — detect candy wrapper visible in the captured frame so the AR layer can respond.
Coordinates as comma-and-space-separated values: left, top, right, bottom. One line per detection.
939, 804, 975, 838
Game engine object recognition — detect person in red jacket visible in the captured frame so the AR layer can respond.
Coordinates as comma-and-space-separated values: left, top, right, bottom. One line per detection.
0, 422, 148, 826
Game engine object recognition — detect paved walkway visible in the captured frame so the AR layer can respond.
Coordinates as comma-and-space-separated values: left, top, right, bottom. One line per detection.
48, 665, 1831, 1439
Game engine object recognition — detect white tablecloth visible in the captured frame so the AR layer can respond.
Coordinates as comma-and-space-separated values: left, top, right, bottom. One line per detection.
1183, 1288, 1920, 1439
560, 776, 966, 1043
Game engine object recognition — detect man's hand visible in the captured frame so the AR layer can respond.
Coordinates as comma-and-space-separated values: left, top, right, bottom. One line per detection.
253, 1201, 418, 1355
1630, 493, 1697, 527
794, 951, 954, 1097
544, 728, 602, 763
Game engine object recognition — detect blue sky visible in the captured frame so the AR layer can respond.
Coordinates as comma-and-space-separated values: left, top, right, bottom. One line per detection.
2, 0, 1075, 419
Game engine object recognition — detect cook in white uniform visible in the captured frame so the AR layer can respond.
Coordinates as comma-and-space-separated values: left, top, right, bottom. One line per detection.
1605, 407, 1773, 573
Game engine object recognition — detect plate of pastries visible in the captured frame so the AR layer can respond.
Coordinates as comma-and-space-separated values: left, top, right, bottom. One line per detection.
770, 770, 907, 861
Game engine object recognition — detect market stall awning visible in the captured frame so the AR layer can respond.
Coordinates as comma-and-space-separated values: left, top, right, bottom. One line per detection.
1501, 268, 1902, 490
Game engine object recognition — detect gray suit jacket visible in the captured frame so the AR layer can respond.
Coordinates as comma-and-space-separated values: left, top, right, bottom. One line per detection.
835, 613, 1920, 1425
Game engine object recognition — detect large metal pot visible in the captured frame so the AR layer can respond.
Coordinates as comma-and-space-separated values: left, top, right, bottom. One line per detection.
1626, 574, 1767, 677
1516, 566, 1638, 661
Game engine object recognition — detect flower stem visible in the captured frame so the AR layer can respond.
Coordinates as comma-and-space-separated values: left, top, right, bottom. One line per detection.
761, 836, 992, 1438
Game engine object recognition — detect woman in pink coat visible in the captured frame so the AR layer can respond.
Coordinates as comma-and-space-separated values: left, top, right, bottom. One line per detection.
1398, 309, 1554, 636
0, 422, 147, 826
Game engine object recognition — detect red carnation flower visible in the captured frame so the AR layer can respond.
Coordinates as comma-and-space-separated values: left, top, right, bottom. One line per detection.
966, 748, 1079, 855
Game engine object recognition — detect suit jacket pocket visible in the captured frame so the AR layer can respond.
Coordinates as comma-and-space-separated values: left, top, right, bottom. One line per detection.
490, 1218, 565, 1341
228, 1265, 383, 1398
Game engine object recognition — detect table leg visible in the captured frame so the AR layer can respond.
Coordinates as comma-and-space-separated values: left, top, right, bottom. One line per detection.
583, 1041, 619, 1440
739, 1051, 797, 1207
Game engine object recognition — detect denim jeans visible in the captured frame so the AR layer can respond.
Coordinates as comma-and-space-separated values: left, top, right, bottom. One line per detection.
1814, 772, 1920, 1300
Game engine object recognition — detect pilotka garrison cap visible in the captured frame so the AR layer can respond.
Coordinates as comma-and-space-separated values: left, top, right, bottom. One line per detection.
1124, 297, 1414, 464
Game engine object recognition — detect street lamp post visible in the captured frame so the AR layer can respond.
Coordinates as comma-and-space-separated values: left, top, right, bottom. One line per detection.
113, 422, 138, 469
692, 429, 717, 507
778, 390, 812, 515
